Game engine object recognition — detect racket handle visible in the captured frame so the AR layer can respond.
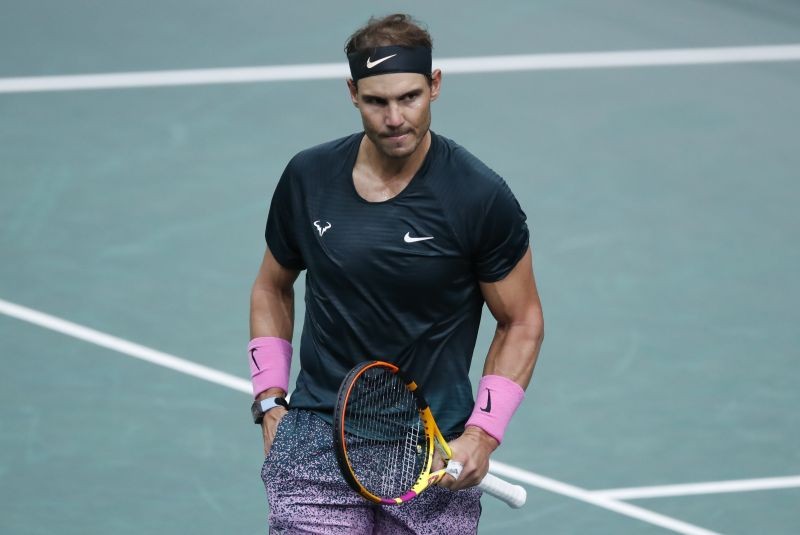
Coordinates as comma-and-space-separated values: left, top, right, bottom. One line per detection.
479, 473, 527, 508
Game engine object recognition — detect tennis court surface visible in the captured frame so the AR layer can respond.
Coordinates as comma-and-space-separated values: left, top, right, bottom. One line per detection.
1, 1, 799, 533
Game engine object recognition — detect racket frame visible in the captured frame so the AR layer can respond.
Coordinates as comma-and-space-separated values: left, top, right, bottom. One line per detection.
333, 360, 445, 505
333, 360, 527, 508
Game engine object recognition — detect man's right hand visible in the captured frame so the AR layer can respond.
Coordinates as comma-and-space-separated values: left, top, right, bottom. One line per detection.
261, 405, 288, 456
256, 386, 289, 456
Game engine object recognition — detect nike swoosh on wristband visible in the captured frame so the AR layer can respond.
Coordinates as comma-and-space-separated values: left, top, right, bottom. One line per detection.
480, 389, 492, 413
366, 54, 397, 69
404, 232, 434, 243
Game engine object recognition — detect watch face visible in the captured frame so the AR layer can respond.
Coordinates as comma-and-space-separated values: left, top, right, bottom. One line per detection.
251, 401, 263, 422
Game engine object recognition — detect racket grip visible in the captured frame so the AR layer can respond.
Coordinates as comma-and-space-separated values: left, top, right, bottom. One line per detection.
478, 473, 527, 508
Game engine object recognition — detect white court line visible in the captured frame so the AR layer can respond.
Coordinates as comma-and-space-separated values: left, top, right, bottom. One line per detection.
0, 297, 721, 535
490, 461, 721, 535
1, 44, 799, 94
594, 475, 800, 500
0, 298, 251, 394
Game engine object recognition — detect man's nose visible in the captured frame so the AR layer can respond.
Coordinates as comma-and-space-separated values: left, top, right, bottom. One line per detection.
385, 102, 403, 127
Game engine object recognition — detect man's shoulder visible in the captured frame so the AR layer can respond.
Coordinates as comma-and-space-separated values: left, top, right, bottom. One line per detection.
287, 133, 362, 173
430, 132, 508, 199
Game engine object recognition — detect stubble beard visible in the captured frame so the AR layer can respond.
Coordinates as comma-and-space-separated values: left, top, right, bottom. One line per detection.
367, 116, 431, 161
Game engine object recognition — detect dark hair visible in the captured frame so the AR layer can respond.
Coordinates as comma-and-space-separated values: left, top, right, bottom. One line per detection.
344, 13, 433, 55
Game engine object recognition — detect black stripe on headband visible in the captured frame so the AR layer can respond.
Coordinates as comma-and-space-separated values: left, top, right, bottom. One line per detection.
347, 45, 432, 82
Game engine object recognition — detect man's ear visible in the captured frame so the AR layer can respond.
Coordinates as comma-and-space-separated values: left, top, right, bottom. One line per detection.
346, 78, 359, 108
429, 69, 442, 102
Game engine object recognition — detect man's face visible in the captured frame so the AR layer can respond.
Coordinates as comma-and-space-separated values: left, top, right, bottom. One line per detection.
348, 71, 441, 160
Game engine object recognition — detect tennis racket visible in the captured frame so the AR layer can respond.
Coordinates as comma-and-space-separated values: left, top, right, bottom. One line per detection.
333, 360, 527, 508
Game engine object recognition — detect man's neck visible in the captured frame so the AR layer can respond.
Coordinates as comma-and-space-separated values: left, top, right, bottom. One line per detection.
360, 130, 432, 183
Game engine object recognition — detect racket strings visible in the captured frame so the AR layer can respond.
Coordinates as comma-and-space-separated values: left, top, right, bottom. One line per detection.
343, 367, 428, 498
400, 415, 423, 489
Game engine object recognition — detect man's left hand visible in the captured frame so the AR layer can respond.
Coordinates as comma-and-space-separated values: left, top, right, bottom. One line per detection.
434, 426, 498, 491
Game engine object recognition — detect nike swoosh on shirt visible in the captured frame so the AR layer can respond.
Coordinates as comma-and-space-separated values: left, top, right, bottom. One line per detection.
404, 232, 434, 243
366, 54, 397, 69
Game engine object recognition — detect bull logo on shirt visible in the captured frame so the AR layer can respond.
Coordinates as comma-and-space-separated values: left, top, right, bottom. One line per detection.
313, 220, 332, 236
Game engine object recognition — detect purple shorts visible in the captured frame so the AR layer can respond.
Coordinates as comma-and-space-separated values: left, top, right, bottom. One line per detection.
261, 409, 482, 534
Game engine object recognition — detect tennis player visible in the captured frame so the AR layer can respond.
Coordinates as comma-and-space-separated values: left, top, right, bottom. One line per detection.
248, 13, 544, 534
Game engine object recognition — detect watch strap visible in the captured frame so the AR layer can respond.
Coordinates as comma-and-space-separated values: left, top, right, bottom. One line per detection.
252, 396, 288, 424
259, 396, 288, 413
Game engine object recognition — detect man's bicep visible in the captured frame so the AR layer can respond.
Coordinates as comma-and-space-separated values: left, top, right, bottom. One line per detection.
479, 246, 541, 325
253, 248, 301, 294
478, 246, 544, 386
250, 248, 300, 340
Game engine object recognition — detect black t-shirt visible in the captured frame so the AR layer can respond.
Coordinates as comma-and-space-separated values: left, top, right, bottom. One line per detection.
265, 131, 529, 436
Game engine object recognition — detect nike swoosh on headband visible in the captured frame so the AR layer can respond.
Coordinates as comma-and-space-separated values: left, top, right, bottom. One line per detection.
366, 54, 397, 69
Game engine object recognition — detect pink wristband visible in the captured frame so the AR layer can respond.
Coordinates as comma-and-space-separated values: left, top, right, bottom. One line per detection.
248, 337, 292, 397
464, 375, 525, 444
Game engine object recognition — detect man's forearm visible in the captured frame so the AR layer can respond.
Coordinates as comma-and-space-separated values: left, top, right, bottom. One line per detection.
250, 284, 295, 340
462, 318, 542, 445
482, 318, 544, 389
249, 254, 298, 400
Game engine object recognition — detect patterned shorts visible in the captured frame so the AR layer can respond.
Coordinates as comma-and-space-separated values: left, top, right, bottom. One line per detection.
261, 409, 482, 534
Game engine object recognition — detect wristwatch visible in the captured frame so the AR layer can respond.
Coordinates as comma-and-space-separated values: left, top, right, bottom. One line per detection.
251, 396, 288, 424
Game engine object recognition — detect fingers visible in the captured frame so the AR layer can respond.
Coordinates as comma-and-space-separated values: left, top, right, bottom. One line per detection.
431, 448, 446, 472
436, 458, 469, 490
437, 459, 479, 490
262, 423, 273, 457
443, 465, 486, 490
261, 407, 287, 456
262, 427, 274, 457
435, 431, 493, 490
445, 460, 463, 480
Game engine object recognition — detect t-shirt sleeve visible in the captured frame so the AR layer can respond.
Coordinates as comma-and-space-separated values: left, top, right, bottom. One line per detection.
265, 162, 306, 270
472, 179, 529, 282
